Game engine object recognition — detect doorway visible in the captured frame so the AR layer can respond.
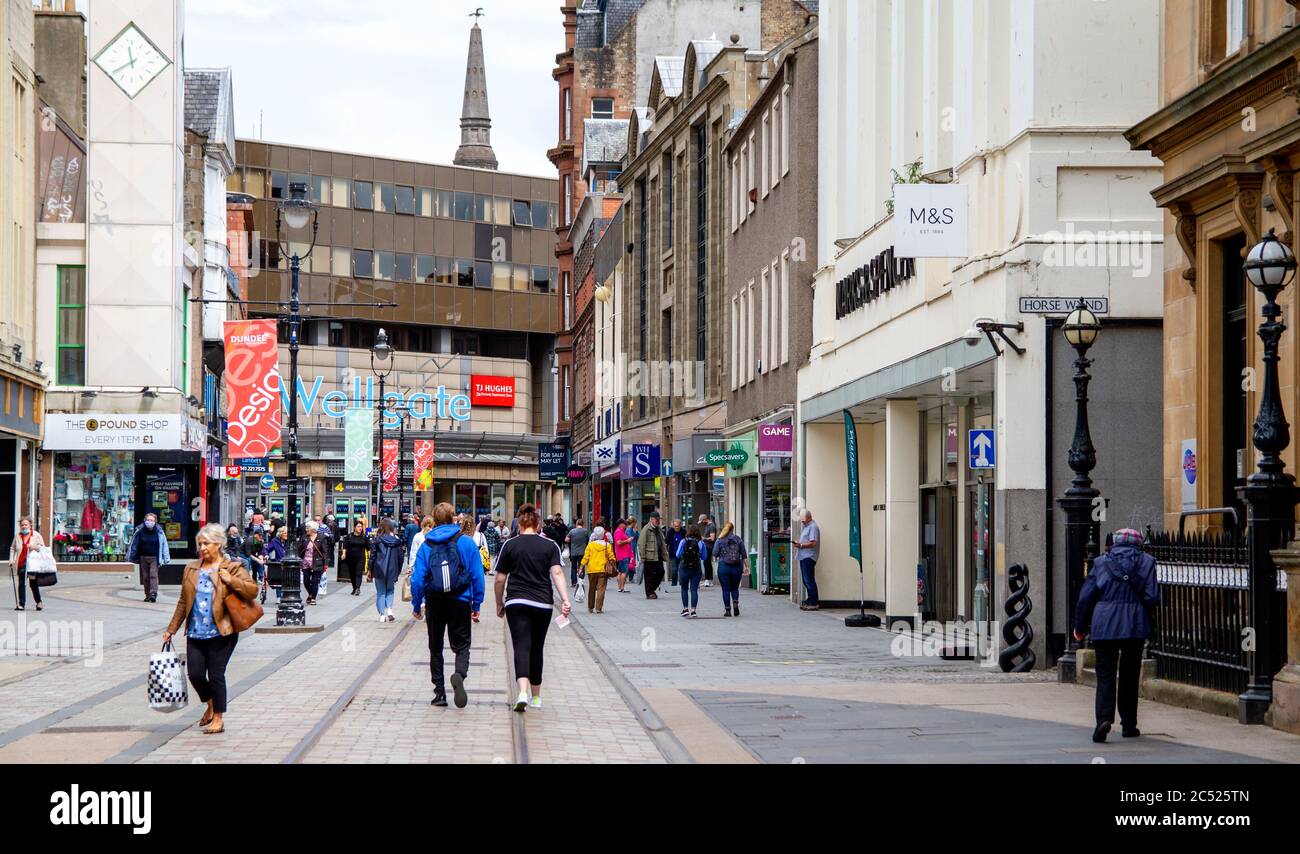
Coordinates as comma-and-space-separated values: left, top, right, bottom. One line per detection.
920, 485, 957, 621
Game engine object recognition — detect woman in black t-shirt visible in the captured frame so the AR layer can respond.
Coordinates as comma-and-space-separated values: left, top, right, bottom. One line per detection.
494, 504, 572, 713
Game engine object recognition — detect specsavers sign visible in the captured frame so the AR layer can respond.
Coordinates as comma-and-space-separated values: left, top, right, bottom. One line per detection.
44, 413, 186, 450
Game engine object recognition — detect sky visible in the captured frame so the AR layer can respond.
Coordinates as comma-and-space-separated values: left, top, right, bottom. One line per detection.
180, 0, 563, 177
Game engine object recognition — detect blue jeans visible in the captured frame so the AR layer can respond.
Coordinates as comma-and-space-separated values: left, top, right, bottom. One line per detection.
375, 574, 395, 614
799, 557, 819, 606
617, 558, 630, 576
679, 568, 701, 610
718, 561, 743, 607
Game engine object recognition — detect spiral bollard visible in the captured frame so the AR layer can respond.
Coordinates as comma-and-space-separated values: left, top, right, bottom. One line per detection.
998, 563, 1036, 672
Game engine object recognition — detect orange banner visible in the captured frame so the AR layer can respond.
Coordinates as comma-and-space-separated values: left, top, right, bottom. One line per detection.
413, 439, 434, 491
382, 439, 399, 492
224, 319, 282, 459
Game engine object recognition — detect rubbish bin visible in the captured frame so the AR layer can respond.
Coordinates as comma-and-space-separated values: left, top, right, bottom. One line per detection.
748, 551, 759, 589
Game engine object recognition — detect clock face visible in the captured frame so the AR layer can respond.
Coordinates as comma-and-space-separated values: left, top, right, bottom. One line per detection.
94, 22, 171, 99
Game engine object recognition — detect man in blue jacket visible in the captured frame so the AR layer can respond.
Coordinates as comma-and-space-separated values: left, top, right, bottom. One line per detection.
1074, 528, 1160, 743
410, 503, 485, 709
127, 513, 170, 603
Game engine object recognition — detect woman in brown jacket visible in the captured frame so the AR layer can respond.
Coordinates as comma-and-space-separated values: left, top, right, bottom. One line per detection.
163, 523, 258, 734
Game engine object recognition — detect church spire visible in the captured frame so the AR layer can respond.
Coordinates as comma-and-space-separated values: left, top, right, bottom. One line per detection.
454, 14, 499, 170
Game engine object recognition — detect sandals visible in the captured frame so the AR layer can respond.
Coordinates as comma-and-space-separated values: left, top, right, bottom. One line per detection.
202, 723, 225, 735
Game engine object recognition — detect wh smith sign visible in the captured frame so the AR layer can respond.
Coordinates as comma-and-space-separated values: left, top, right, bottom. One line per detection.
620, 443, 661, 480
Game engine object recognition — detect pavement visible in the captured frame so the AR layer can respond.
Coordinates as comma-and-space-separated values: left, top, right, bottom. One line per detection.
2, 567, 1299, 764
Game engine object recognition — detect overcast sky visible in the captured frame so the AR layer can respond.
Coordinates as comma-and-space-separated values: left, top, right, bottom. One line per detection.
181, 0, 562, 177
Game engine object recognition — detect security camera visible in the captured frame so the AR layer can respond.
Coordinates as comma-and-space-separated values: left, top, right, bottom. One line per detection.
964, 318, 992, 346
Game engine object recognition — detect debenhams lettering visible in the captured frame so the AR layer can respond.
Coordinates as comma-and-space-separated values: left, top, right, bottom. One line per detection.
835, 246, 916, 320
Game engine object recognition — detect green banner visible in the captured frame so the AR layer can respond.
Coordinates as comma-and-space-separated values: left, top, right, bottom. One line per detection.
843, 409, 862, 569
344, 408, 372, 482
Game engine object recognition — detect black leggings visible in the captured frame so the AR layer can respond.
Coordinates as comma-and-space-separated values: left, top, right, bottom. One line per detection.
187, 633, 239, 714
16, 568, 41, 607
505, 605, 552, 687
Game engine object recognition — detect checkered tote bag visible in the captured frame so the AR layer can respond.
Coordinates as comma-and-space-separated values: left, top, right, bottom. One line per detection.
147, 640, 188, 713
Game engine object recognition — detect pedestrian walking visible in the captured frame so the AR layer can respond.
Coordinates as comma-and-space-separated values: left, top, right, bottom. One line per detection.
613, 520, 633, 593
299, 521, 329, 606
565, 521, 590, 586
698, 514, 717, 588
9, 517, 47, 611
368, 518, 405, 622
579, 526, 616, 614
128, 513, 170, 603
314, 514, 335, 579
466, 515, 490, 576
411, 503, 485, 709
626, 517, 640, 582
713, 522, 750, 617
482, 516, 502, 573
494, 503, 571, 712
406, 516, 433, 570
162, 523, 258, 735
796, 509, 821, 610
676, 524, 708, 618
637, 511, 669, 599
341, 519, 369, 595
1074, 527, 1159, 743
223, 525, 250, 574
402, 513, 421, 553
666, 518, 684, 587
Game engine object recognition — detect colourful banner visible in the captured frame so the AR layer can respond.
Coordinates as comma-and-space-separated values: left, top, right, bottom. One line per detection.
413, 439, 435, 491
382, 438, 399, 492
223, 319, 282, 459
843, 409, 862, 570
344, 409, 371, 482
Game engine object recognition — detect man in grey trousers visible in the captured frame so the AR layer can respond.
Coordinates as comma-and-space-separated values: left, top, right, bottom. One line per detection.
127, 512, 171, 603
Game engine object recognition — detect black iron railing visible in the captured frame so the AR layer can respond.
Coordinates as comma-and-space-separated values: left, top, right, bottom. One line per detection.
1142, 530, 1288, 695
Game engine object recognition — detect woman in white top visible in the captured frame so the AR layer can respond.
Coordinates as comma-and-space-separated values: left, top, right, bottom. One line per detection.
405, 515, 433, 571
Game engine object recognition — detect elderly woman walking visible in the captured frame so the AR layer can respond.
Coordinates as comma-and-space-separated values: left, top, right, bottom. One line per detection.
163, 523, 259, 734
9, 517, 47, 611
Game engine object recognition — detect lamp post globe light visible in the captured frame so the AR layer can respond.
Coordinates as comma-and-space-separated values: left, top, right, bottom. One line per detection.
1057, 298, 1101, 683
371, 329, 394, 524
1239, 227, 1300, 723
274, 182, 319, 627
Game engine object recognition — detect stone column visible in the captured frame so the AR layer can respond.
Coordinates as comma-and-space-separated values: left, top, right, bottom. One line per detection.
885, 399, 920, 627
1269, 541, 1300, 735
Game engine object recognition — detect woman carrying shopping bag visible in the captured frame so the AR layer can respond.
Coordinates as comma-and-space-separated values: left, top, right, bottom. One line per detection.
579, 526, 617, 614
9, 517, 48, 611
162, 523, 259, 735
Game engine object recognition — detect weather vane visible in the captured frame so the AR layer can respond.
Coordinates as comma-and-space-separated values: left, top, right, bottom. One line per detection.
470, 7, 485, 20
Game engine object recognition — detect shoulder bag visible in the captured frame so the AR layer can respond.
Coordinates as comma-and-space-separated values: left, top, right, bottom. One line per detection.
222, 562, 264, 632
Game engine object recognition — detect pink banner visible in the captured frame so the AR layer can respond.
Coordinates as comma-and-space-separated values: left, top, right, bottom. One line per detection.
413, 439, 435, 491
224, 319, 282, 459
382, 439, 400, 492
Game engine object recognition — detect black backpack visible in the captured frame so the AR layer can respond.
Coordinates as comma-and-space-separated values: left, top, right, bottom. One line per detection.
680, 538, 701, 572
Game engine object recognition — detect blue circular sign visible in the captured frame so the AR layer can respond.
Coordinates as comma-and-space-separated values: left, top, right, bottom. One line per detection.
259, 473, 276, 491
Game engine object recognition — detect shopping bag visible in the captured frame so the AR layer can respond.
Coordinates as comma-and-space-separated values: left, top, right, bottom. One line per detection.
26, 549, 58, 586
400, 569, 412, 603
573, 577, 586, 604
147, 640, 188, 713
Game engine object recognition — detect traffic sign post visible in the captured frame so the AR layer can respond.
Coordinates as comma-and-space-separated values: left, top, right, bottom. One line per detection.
969, 429, 995, 470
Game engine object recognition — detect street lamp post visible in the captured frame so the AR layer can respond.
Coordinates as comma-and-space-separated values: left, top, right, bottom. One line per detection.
371, 329, 393, 524
274, 182, 319, 627
1239, 227, 1300, 723
1057, 298, 1102, 682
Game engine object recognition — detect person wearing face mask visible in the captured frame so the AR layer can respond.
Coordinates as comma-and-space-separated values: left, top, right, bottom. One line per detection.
9, 517, 47, 611
128, 513, 171, 604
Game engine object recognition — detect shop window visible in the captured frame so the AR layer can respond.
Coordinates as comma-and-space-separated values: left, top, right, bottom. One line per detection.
56, 265, 86, 386
51, 452, 137, 562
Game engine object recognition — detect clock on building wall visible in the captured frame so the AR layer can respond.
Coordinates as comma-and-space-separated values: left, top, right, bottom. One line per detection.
93, 22, 172, 99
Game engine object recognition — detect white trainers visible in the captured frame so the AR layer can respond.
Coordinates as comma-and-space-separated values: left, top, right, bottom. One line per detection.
378, 613, 387, 623
513, 691, 529, 713
385, 607, 394, 621
530, 695, 542, 709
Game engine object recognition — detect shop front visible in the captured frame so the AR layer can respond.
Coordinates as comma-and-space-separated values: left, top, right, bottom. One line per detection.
670, 434, 724, 526
620, 441, 662, 522
0, 372, 43, 553
42, 413, 203, 569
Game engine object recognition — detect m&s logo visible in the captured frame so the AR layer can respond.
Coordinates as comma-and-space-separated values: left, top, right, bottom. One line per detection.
908, 206, 955, 225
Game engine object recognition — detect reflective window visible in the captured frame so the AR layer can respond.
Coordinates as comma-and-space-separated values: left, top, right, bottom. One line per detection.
353, 181, 373, 210
456, 258, 474, 287
493, 262, 511, 291
493, 196, 511, 226
415, 254, 434, 282
474, 260, 492, 289
331, 247, 351, 276
395, 186, 415, 215
512, 200, 532, 227
437, 190, 454, 218
376, 183, 396, 213
354, 249, 373, 278
532, 266, 552, 293
592, 97, 615, 119
512, 264, 530, 292
418, 188, 434, 217
244, 169, 266, 198
394, 253, 413, 282
310, 175, 329, 205
435, 256, 454, 285
454, 192, 474, 221
475, 194, 491, 223
311, 244, 330, 273
270, 171, 287, 199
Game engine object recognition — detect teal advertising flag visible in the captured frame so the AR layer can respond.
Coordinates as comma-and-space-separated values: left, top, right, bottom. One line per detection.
344, 408, 372, 482
843, 409, 862, 569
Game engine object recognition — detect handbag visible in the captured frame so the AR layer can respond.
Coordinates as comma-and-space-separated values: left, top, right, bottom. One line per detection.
221, 563, 263, 632
401, 569, 413, 603
604, 544, 619, 578
147, 640, 188, 712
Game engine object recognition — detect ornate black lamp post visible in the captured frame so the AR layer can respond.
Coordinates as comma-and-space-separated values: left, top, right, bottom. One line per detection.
370, 329, 393, 524
274, 182, 319, 627
1057, 298, 1101, 682
1239, 227, 1300, 723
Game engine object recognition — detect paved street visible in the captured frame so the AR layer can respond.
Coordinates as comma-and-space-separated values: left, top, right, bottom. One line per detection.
2, 570, 1300, 764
